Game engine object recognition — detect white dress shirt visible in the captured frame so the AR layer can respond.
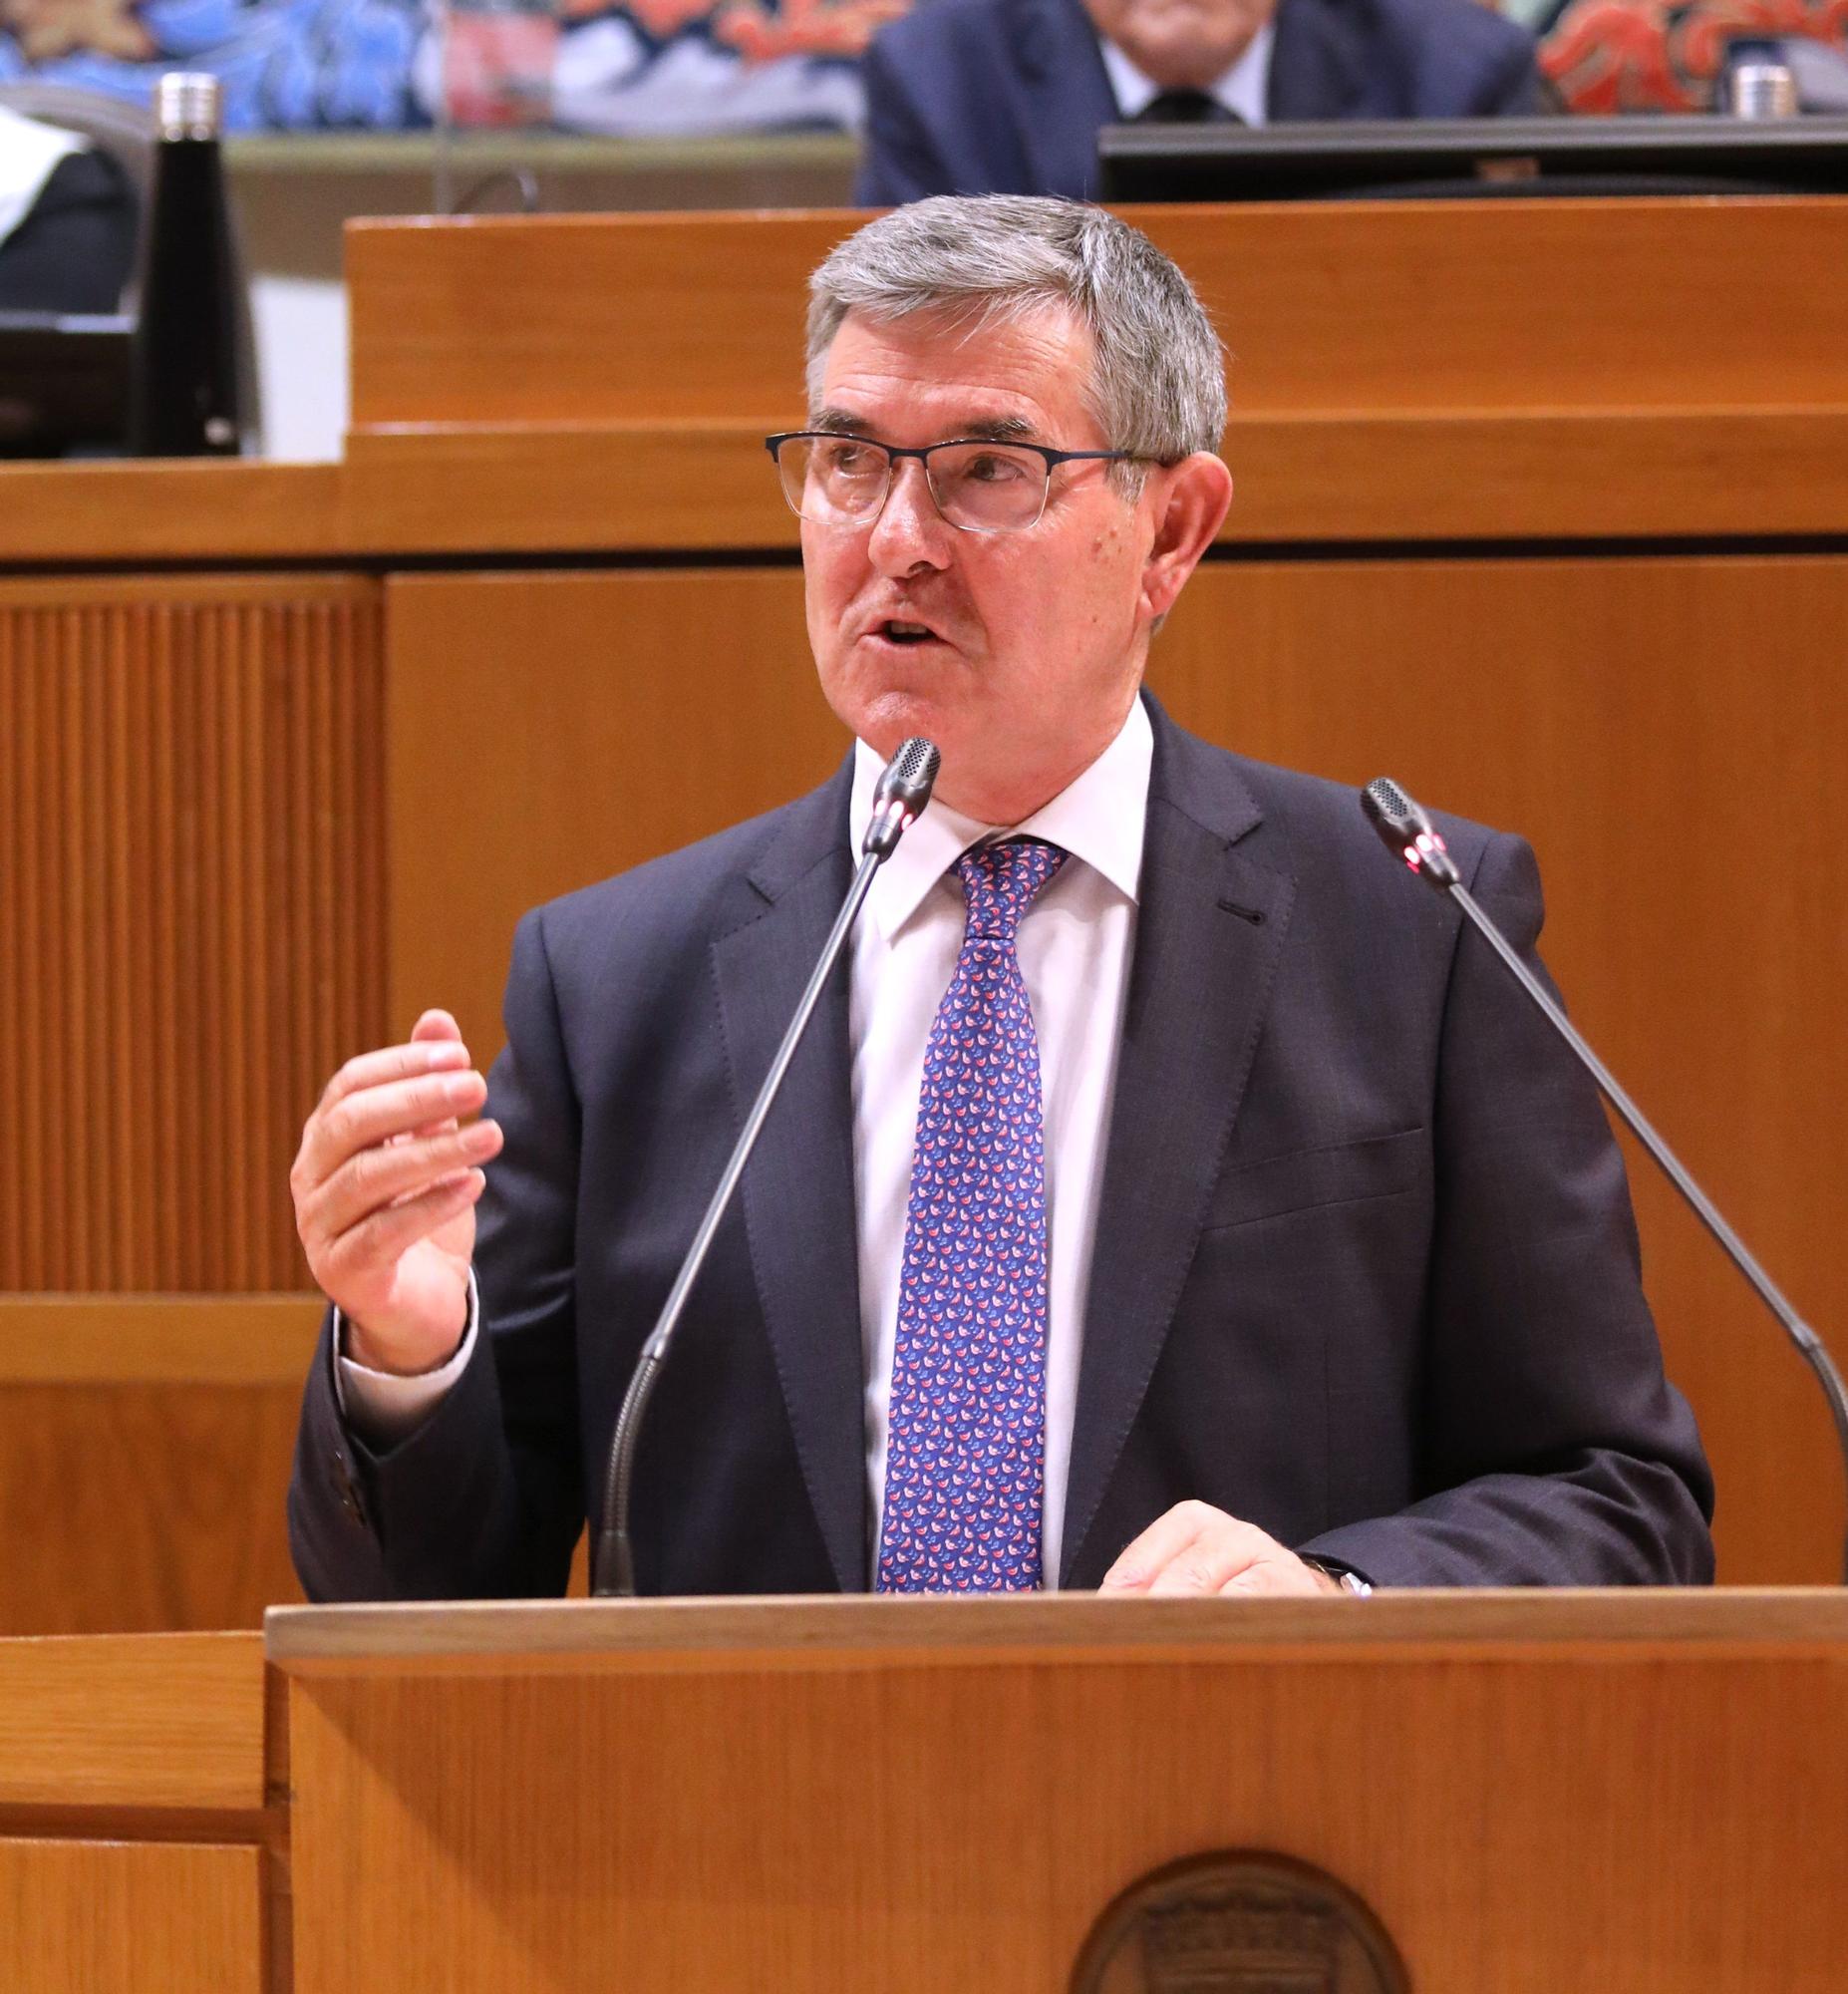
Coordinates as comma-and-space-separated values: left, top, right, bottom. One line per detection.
0, 107, 84, 250
342, 701, 1153, 1590
1098, 25, 1275, 127
850, 700, 1149, 1585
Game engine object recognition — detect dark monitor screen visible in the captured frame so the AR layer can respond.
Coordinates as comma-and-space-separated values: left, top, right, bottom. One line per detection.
1097, 114, 1848, 203
0, 311, 131, 458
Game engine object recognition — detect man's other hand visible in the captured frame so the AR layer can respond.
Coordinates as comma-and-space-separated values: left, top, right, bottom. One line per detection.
1099, 1500, 1341, 1596
290, 1008, 502, 1376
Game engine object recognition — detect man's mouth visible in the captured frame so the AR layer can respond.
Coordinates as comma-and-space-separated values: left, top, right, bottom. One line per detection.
876, 619, 940, 647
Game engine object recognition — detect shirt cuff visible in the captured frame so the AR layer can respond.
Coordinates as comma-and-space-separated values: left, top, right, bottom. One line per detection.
334, 1269, 478, 1446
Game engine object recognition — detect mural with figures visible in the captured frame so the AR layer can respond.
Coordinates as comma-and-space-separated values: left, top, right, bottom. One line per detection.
0, 0, 887, 129
1, 0, 1845, 131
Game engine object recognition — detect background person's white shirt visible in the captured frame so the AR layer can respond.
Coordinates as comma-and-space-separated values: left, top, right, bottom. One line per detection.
0, 107, 84, 252
1098, 25, 1275, 126
341, 700, 1153, 1590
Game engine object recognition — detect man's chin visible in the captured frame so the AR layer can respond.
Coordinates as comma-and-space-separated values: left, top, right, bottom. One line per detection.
821, 659, 971, 753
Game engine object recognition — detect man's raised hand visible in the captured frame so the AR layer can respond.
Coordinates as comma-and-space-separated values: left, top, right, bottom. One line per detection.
290, 1008, 503, 1376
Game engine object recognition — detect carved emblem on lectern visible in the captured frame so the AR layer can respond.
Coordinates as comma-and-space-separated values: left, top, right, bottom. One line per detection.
1071, 1852, 1408, 1994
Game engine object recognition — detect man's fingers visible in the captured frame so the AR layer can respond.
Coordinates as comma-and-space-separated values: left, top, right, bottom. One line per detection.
298, 1066, 487, 1188
315, 1038, 471, 1118
301, 1120, 502, 1254
1219, 1557, 1331, 1598
1143, 1519, 1273, 1596
316, 1169, 486, 1287
409, 1008, 462, 1045
1099, 1499, 1216, 1591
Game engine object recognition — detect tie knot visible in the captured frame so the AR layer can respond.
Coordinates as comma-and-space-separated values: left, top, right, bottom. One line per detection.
955, 838, 1068, 943
1134, 88, 1242, 125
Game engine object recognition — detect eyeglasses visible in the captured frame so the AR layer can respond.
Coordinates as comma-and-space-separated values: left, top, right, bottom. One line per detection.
766, 431, 1139, 534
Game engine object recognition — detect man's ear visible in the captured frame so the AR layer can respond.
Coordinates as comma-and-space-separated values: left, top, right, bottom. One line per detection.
1140, 453, 1233, 624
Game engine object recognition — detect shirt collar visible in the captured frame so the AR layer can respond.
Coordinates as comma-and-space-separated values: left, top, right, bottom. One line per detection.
1097, 23, 1275, 127
849, 697, 1153, 945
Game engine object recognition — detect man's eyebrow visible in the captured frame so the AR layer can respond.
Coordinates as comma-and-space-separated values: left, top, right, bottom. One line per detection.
804, 411, 1043, 443
953, 415, 1040, 444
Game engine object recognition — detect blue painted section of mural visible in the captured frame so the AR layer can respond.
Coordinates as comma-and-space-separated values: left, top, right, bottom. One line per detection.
0, 0, 869, 131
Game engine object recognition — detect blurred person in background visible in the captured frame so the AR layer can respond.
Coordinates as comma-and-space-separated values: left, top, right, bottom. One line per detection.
855, 0, 1542, 204
0, 101, 135, 312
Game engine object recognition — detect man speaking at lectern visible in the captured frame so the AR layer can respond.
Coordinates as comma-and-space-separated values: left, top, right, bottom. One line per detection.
288, 197, 1712, 1602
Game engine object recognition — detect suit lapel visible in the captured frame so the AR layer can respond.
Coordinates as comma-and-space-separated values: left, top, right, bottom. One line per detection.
711, 760, 868, 1593
1266, 0, 1368, 120
1060, 708, 1297, 1585
1010, 0, 1123, 197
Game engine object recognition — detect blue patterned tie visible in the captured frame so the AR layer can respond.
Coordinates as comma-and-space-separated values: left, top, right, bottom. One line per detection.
877, 837, 1069, 1592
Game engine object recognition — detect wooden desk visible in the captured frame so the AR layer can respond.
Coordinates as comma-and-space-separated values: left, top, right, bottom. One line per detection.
267, 1591, 1848, 1993
0, 1630, 280, 1993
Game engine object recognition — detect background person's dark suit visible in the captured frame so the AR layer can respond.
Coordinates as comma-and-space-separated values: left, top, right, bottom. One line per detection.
854, 0, 1542, 205
0, 148, 136, 314
289, 700, 1712, 1600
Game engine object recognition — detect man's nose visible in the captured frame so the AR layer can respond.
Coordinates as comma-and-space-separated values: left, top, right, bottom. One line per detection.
867, 460, 953, 576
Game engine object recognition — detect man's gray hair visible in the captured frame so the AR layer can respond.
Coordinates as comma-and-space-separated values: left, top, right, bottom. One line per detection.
806, 195, 1227, 490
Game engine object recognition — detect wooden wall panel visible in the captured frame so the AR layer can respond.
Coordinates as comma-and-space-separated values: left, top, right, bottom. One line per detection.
384, 558, 1846, 1584
0, 1302, 313, 1637
346, 200, 1848, 430
0, 1630, 265, 1810
0, 576, 387, 1291
0, 1380, 306, 1636
0, 1838, 264, 1994
385, 567, 844, 1052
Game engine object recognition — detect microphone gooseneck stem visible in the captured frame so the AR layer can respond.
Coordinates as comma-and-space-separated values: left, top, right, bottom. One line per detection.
593, 847, 886, 1597
1446, 878, 1848, 1584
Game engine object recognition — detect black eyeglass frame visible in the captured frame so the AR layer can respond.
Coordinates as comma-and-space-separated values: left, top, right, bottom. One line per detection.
765, 430, 1146, 533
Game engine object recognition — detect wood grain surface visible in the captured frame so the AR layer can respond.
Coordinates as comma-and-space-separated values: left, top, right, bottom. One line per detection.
0, 1296, 322, 1383
345, 200, 1848, 428
11, 401, 1848, 570
341, 408, 1848, 551
264, 1588, 1848, 1669
0, 1838, 264, 1994
0, 461, 345, 568
0, 1630, 264, 1809
281, 1596, 1848, 1992
0, 575, 387, 1290
0, 1379, 305, 1635
384, 567, 849, 1047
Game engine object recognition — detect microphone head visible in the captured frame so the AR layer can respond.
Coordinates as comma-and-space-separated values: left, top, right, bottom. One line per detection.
1361, 777, 1460, 888
874, 736, 941, 812
863, 737, 942, 858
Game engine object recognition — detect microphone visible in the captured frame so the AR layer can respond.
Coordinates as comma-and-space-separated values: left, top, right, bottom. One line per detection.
593, 737, 943, 1595
1362, 776, 1848, 1582
863, 735, 941, 858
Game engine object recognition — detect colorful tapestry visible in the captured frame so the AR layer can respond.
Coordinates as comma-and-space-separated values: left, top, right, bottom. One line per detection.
0, 0, 890, 131
4, 0, 1846, 133
1541, 0, 1848, 109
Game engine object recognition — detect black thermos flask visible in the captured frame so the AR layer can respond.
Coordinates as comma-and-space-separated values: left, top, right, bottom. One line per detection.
128, 72, 241, 457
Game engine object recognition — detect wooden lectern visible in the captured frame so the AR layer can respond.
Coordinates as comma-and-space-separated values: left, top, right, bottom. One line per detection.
268, 1591, 1848, 1992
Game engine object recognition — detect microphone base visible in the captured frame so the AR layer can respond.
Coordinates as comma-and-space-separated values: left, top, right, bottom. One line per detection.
591, 1526, 636, 1598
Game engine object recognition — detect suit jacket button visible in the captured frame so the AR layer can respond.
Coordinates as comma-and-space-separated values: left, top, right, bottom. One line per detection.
331, 1449, 368, 1527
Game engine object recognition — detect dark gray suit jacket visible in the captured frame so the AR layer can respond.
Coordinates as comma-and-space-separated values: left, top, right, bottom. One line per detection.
854, 0, 1542, 206
289, 700, 1713, 1599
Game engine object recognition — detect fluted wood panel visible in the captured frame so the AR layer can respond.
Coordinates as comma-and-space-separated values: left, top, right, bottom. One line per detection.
0, 577, 386, 1290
